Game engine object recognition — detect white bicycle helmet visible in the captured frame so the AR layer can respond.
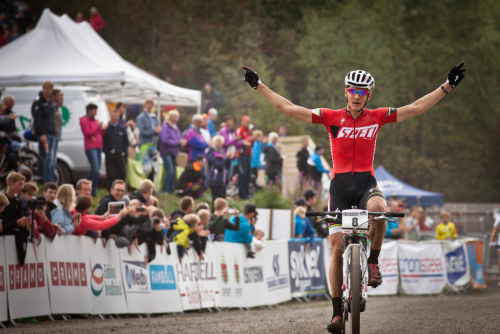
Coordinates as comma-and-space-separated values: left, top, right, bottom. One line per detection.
345, 70, 375, 91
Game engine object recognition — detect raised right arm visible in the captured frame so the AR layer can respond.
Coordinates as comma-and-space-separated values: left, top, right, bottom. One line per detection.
243, 67, 312, 124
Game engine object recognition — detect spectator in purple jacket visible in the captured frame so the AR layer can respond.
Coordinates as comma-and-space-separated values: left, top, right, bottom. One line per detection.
115, 102, 127, 128
184, 114, 208, 162
218, 115, 243, 157
159, 110, 186, 194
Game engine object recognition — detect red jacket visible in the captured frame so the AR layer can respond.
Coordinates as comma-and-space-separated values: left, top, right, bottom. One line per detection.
236, 126, 253, 156
34, 215, 55, 239
80, 115, 105, 151
70, 210, 120, 236
90, 14, 105, 32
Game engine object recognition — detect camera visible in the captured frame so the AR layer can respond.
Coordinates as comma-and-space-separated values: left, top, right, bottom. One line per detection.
136, 204, 146, 212
153, 217, 161, 225
26, 199, 38, 211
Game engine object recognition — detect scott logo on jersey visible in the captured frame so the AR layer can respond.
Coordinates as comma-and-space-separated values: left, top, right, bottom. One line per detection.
337, 124, 379, 139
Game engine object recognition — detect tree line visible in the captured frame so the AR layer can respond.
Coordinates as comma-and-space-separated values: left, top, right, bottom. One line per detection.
31, 0, 500, 202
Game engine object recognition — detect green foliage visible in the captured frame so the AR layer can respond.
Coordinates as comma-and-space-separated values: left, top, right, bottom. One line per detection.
252, 188, 291, 209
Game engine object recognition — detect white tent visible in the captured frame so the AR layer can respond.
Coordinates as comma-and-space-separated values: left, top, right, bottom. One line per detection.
0, 8, 201, 110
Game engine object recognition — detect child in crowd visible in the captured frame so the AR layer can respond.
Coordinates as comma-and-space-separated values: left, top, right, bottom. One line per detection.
173, 213, 204, 262
208, 198, 240, 241
20, 182, 37, 204
168, 196, 194, 239
251, 229, 265, 252
196, 202, 210, 213
294, 205, 314, 251
294, 206, 306, 238
71, 195, 127, 236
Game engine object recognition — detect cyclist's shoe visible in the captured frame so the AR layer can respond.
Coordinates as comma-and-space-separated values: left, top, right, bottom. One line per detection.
367, 263, 383, 287
326, 316, 343, 333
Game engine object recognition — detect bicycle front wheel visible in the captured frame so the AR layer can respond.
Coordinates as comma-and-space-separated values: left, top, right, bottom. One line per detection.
350, 244, 361, 334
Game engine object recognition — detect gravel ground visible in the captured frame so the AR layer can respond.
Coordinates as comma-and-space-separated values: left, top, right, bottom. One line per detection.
3, 278, 499, 334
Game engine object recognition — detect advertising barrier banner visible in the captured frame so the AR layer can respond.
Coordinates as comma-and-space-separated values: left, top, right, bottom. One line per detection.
368, 240, 398, 296
88, 239, 128, 314
45, 236, 92, 314
119, 244, 152, 314
242, 244, 268, 308
176, 248, 202, 310
0, 237, 8, 322
148, 243, 183, 313
5, 236, 51, 319
398, 242, 446, 295
465, 239, 487, 289
263, 240, 291, 305
215, 243, 246, 308
188, 242, 219, 309
288, 238, 326, 297
442, 240, 470, 291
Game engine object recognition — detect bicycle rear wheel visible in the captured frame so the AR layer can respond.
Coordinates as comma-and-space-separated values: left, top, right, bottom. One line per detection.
350, 244, 361, 334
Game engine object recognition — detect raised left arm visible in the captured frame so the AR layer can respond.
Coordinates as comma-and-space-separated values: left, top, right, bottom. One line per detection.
396, 63, 465, 122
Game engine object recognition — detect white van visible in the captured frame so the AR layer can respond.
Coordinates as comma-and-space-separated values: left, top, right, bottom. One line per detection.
4, 86, 110, 184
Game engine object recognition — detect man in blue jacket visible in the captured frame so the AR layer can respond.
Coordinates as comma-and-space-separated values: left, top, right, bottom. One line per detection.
225, 203, 258, 258
136, 98, 161, 147
307, 144, 330, 193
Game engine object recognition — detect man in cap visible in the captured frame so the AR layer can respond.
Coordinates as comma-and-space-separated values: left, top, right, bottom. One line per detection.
225, 203, 258, 258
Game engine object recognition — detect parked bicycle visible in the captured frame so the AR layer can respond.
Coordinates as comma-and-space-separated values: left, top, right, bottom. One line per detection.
0, 131, 44, 186
306, 208, 404, 334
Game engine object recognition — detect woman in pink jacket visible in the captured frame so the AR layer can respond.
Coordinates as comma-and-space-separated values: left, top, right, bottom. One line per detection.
80, 103, 106, 196
71, 195, 127, 236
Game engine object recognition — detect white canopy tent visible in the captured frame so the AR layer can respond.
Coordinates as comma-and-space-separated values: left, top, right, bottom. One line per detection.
0, 8, 201, 110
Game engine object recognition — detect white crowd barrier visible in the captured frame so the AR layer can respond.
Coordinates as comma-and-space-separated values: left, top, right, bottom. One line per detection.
0, 237, 8, 322
0, 235, 487, 321
87, 238, 129, 314
5, 236, 50, 320
46, 236, 92, 314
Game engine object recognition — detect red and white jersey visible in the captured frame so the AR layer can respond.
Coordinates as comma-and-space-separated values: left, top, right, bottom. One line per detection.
311, 107, 397, 177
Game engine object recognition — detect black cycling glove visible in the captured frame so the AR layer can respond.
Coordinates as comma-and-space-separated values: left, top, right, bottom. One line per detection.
446, 62, 466, 89
242, 66, 262, 89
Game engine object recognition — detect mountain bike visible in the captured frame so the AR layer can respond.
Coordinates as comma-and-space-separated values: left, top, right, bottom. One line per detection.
306, 208, 405, 334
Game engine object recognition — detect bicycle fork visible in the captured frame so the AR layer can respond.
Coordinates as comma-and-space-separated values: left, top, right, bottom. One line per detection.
342, 236, 369, 313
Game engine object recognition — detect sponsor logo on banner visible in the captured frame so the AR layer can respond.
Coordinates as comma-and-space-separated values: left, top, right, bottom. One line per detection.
124, 261, 148, 292
177, 262, 216, 282
150, 265, 176, 290
267, 254, 289, 291
234, 256, 240, 284
221, 255, 228, 284
49, 261, 86, 287
244, 266, 263, 284
445, 247, 467, 285
9, 263, 45, 290
399, 254, 444, 282
337, 124, 378, 139
290, 245, 322, 284
289, 241, 326, 296
90, 261, 122, 297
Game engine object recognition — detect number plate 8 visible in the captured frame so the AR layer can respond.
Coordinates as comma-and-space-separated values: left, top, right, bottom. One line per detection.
342, 209, 369, 232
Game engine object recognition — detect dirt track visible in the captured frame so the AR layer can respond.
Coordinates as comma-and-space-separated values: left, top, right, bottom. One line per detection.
4, 278, 499, 334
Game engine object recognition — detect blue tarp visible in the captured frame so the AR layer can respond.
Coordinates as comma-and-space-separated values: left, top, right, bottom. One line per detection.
375, 166, 444, 207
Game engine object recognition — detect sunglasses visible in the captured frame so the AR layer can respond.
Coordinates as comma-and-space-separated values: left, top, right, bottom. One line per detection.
347, 88, 369, 97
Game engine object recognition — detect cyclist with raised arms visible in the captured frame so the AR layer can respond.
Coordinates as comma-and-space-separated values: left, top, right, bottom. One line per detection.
241, 63, 465, 333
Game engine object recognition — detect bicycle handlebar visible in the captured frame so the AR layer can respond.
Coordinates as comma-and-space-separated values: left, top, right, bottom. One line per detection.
306, 211, 405, 218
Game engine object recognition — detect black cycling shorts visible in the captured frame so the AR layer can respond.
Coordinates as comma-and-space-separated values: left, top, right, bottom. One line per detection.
328, 172, 386, 235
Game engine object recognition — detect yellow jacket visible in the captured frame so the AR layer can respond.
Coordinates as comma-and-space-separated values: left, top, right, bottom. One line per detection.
435, 222, 457, 240
173, 218, 193, 249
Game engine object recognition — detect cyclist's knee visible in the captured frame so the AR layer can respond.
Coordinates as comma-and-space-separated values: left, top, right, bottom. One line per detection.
329, 234, 344, 260
332, 244, 343, 261
367, 196, 387, 213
